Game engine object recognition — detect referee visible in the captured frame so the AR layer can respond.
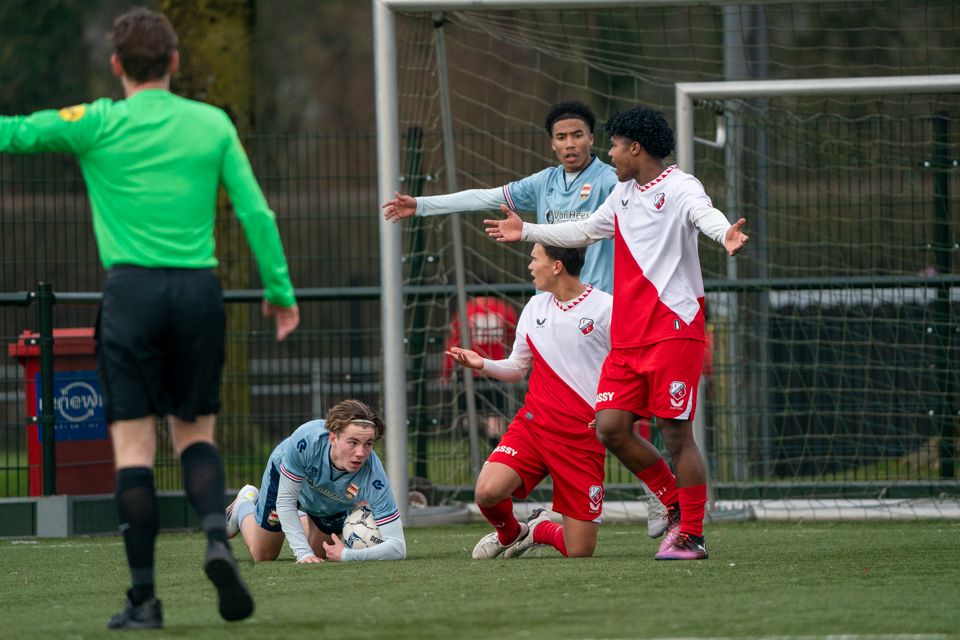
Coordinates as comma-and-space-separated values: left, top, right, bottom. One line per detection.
0, 9, 299, 630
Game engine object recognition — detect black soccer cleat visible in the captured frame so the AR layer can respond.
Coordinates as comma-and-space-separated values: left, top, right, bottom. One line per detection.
107, 591, 164, 630
204, 541, 255, 622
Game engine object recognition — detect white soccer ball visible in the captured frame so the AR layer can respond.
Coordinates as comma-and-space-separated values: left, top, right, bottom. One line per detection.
341, 504, 383, 549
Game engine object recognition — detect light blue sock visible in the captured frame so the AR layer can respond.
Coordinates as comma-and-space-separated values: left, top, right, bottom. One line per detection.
236, 496, 258, 527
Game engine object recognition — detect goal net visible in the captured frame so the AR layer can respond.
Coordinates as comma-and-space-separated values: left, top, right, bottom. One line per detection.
387, 0, 960, 519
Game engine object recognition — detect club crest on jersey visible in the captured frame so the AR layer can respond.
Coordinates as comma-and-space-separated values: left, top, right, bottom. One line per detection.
578, 318, 595, 335
267, 510, 280, 527
654, 193, 666, 210
346, 483, 359, 499
580, 183, 592, 200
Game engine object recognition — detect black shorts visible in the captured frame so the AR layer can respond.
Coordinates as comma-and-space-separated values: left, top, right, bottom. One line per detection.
96, 265, 225, 422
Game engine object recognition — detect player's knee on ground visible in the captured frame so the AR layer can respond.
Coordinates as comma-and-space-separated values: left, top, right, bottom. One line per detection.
565, 537, 597, 558
248, 543, 282, 562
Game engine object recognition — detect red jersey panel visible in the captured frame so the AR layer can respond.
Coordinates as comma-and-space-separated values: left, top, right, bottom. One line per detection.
587, 165, 713, 348
511, 286, 612, 453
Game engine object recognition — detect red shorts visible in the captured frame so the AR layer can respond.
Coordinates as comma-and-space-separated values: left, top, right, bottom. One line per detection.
486, 418, 605, 522
595, 339, 704, 421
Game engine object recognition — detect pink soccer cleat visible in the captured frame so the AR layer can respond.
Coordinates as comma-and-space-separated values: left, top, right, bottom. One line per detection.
657, 503, 681, 553
655, 532, 709, 560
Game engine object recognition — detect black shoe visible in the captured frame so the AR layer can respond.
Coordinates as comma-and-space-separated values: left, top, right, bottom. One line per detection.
107, 591, 163, 630
204, 541, 255, 622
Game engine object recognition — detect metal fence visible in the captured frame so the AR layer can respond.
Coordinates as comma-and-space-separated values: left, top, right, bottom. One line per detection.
3, 124, 958, 503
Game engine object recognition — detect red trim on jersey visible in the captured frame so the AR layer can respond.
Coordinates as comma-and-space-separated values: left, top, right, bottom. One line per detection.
280, 463, 302, 483
502, 185, 516, 210
637, 165, 678, 192
519, 338, 606, 453
375, 511, 400, 526
611, 218, 705, 348
553, 285, 594, 312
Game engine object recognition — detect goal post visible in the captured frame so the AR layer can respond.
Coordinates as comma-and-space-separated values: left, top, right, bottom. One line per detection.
373, 0, 960, 521
675, 74, 960, 174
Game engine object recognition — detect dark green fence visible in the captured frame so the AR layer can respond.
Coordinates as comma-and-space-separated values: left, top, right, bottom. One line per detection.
2, 124, 958, 504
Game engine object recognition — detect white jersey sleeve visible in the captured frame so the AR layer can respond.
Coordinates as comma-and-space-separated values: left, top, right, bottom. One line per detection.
416, 188, 507, 217
340, 518, 406, 562
481, 356, 532, 383
692, 206, 731, 245
585, 189, 619, 240
519, 219, 605, 247
673, 174, 714, 226
275, 472, 315, 561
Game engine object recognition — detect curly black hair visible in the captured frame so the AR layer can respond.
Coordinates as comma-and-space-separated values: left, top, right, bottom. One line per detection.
604, 108, 676, 159
544, 100, 596, 136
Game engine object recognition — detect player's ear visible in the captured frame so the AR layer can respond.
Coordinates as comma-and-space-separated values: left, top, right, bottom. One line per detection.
169, 50, 180, 75
588, 133, 594, 146
110, 54, 124, 79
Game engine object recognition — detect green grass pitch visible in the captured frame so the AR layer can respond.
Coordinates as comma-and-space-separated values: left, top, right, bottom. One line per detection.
2, 521, 958, 639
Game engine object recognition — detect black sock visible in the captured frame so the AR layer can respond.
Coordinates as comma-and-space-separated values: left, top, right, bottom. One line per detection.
181, 442, 228, 545
115, 467, 159, 605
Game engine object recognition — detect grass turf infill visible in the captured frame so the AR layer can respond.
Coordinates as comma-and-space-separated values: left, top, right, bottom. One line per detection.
0, 521, 958, 640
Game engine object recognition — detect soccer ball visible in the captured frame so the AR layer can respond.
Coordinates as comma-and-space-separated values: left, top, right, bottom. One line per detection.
341, 505, 383, 549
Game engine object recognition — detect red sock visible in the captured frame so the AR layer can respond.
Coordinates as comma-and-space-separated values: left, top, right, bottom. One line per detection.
477, 499, 521, 545
636, 458, 679, 507
532, 521, 568, 557
678, 484, 707, 537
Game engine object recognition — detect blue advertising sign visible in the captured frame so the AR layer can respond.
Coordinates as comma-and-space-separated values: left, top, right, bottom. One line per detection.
35, 370, 108, 442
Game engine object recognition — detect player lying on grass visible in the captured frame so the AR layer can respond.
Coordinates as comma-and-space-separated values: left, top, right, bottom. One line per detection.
226, 399, 405, 562
447, 243, 612, 559
485, 107, 748, 561
384, 99, 669, 539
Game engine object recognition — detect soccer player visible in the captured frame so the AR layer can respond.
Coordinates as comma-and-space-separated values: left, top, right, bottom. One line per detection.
484, 107, 749, 561
383, 100, 669, 535
226, 399, 405, 563
0, 9, 299, 628
447, 243, 612, 559
382, 100, 617, 294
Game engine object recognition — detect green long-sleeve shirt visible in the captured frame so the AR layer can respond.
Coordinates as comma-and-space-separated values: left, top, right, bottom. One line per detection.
0, 89, 295, 307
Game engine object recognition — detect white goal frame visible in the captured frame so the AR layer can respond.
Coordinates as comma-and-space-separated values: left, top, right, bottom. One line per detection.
372, 0, 959, 523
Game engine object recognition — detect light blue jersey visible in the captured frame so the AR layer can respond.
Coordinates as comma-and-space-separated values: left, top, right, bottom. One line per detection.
272, 419, 399, 528
503, 155, 617, 294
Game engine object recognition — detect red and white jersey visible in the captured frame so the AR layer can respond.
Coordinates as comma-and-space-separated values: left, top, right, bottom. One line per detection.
587, 165, 712, 348
511, 285, 612, 453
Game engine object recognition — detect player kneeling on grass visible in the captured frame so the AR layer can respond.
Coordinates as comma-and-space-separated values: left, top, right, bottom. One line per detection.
226, 399, 405, 562
448, 243, 612, 559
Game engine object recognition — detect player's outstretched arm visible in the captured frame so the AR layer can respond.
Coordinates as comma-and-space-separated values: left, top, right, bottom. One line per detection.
263, 299, 300, 341
725, 218, 749, 256
484, 205, 524, 243
382, 191, 417, 223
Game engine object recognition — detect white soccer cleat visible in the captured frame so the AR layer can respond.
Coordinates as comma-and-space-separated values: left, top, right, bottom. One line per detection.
472, 523, 528, 560
644, 490, 669, 539
226, 484, 259, 539
503, 508, 551, 559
